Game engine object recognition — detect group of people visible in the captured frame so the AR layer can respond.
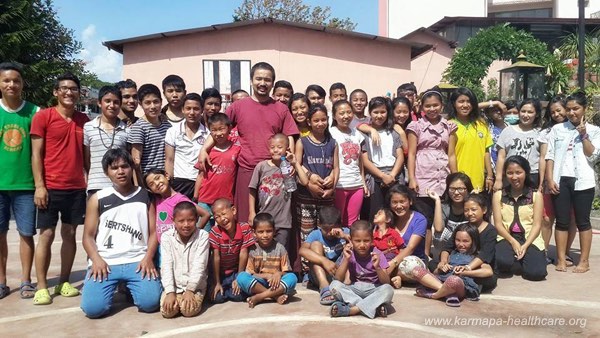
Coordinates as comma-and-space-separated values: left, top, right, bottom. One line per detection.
0, 59, 597, 320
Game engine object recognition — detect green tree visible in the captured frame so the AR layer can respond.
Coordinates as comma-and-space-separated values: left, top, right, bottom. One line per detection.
0, 0, 104, 106
233, 0, 357, 31
444, 24, 572, 100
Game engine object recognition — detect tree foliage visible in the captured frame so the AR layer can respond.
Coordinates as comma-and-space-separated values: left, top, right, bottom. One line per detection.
444, 24, 572, 100
233, 0, 357, 31
0, 0, 104, 106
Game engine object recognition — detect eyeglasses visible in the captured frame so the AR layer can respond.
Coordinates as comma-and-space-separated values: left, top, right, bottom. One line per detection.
57, 86, 79, 93
449, 187, 467, 193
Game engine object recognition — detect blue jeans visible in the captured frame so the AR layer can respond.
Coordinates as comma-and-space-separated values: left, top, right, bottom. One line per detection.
0, 191, 35, 236
212, 272, 247, 303
236, 271, 297, 295
80, 262, 162, 318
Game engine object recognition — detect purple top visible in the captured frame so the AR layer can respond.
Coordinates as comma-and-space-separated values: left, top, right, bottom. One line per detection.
348, 247, 389, 285
406, 118, 456, 196
398, 211, 428, 260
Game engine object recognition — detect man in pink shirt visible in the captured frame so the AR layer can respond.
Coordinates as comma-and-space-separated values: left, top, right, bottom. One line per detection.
198, 62, 299, 223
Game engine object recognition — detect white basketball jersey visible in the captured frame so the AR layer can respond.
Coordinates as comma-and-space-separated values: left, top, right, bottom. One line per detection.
91, 186, 151, 266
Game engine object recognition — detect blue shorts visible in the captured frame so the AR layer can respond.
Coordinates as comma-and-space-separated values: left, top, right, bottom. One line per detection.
0, 191, 36, 236
197, 201, 214, 232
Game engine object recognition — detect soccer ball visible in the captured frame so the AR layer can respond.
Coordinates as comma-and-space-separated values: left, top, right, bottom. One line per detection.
398, 255, 426, 278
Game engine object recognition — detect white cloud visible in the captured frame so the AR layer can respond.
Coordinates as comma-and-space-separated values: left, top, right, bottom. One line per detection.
79, 24, 122, 83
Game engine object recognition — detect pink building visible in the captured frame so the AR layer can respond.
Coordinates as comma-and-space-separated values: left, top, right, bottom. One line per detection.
104, 18, 432, 103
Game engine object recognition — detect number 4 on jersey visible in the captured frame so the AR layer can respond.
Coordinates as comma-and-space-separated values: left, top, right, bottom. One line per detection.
103, 235, 114, 249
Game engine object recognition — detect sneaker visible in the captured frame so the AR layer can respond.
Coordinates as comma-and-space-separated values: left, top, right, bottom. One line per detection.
54, 282, 80, 297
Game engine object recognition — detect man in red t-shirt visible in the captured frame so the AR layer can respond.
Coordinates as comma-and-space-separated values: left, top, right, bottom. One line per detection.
198, 62, 299, 223
30, 73, 89, 305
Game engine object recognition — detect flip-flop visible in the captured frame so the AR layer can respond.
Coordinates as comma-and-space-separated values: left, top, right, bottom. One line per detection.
319, 286, 335, 305
330, 301, 351, 317
0, 284, 9, 299
19, 282, 36, 299
445, 296, 461, 307
414, 286, 434, 299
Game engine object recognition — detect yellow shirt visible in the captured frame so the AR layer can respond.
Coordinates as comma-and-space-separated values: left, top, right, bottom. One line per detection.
299, 126, 311, 138
452, 119, 493, 191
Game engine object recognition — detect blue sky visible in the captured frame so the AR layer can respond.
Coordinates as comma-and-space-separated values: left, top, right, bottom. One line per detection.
53, 0, 378, 82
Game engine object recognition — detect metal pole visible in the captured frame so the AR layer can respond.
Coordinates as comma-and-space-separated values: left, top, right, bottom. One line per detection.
578, 0, 586, 89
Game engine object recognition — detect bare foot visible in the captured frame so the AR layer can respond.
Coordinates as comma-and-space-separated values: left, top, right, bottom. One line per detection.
555, 262, 567, 272
391, 276, 402, 289
573, 263, 590, 273
247, 295, 264, 308
276, 294, 288, 305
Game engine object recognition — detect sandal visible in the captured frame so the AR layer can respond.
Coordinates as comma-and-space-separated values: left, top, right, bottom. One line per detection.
445, 296, 461, 307
377, 304, 388, 318
33, 289, 52, 305
319, 286, 335, 305
414, 286, 434, 299
54, 282, 79, 297
0, 284, 9, 299
19, 282, 36, 299
330, 301, 351, 317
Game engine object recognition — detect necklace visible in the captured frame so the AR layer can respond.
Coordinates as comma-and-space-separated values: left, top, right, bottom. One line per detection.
98, 119, 119, 149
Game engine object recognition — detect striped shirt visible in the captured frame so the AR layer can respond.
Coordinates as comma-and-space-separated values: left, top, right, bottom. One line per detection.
127, 118, 171, 173
246, 242, 291, 275
209, 223, 255, 275
83, 117, 129, 191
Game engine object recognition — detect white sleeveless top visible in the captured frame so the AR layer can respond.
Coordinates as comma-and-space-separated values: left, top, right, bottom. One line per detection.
91, 186, 151, 266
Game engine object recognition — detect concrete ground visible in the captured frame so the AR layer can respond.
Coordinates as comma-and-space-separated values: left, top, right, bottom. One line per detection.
1, 223, 599, 338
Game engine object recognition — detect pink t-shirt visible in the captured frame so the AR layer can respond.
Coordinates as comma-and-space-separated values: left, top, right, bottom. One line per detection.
406, 118, 457, 196
226, 97, 299, 170
30, 107, 89, 190
155, 192, 191, 243
196, 144, 241, 205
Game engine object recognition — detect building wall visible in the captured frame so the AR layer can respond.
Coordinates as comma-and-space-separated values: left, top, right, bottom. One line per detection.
121, 24, 412, 102
554, 0, 600, 18
382, 0, 486, 38
401, 31, 455, 92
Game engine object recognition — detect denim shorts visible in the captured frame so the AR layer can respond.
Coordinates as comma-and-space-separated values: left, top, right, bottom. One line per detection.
0, 191, 36, 236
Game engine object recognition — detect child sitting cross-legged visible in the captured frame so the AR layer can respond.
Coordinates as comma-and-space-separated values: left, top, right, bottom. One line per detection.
160, 201, 209, 318
411, 223, 493, 307
329, 220, 394, 319
298, 206, 350, 306
236, 213, 298, 308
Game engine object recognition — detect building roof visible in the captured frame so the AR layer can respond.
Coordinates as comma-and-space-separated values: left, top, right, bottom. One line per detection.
428, 16, 600, 33
103, 17, 432, 58
399, 27, 458, 49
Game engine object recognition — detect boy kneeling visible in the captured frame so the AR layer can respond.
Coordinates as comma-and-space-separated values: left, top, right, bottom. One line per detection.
80, 148, 161, 318
236, 213, 297, 307
160, 201, 209, 318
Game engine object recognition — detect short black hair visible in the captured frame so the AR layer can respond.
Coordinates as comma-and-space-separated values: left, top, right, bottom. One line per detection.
329, 82, 346, 95
54, 72, 80, 90
250, 62, 276, 81
137, 84, 161, 102
183, 92, 203, 107
274, 80, 293, 92
0, 62, 23, 77
397, 83, 417, 95
212, 198, 233, 210
232, 89, 249, 96
115, 79, 137, 90
318, 206, 341, 226
350, 220, 373, 237
252, 213, 275, 229
173, 201, 198, 219
451, 223, 480, 255
208, 112, 232, 127
162, 74, 186, 91
143, 168, 167, 183
98, 85, 122, 102
305, 84, 326, 98
101, 148, 134, 172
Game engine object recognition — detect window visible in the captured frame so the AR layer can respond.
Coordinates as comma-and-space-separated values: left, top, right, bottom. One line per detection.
203, 60, 252, 103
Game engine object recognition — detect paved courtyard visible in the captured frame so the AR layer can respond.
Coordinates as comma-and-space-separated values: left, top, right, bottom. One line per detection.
1, 223, 599, 337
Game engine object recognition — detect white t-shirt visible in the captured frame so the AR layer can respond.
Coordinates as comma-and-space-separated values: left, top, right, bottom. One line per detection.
164, 121, 209, 180
92, 187, 151, 266
330, 126, 365, 189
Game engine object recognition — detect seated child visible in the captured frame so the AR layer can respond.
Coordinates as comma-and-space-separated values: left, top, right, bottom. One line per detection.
329, 220, 394, 319
80, 148, 161, 318
160, 201, 210, 318
298, 206, 350, 305
412, 223, 493, 307
145, 168, 210, 244
249, 133, 305, 247
209, 198, 256, 303
194, 113, 240, 230
236, 213, 298, 308
372, 208, 405, 288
